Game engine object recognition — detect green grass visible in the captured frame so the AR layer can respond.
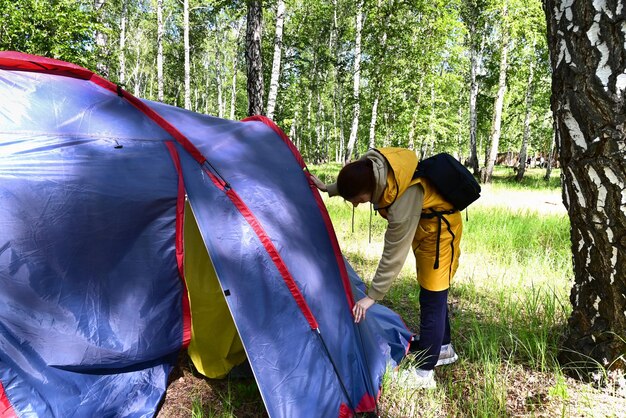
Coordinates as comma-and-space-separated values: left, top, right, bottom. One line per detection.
489, 165, 563, 190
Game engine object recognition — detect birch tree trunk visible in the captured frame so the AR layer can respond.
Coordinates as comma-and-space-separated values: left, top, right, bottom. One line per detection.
266, 0, 285, 120
290, 110, 298, 148
345, 0, 363, 163
214, 25, 225, 118
408, 110, 417, 151
94, 0, 108, 77
216, 45, 224, 118
119, 0, 127, 85
132, 48, 141, 96
408, 75, 424, 151
482, 1, 509, 183
338, 81, 346, 163
368, 95, 379, 149
183, 0, 191, 110
516, 55, 535, 182
425, 82, 436, 158
330, 0, 344, 163
543, 130, 556, 181
246, 0, 264, 116
368, 1, 391, 150
457, 92, 464, 160
544, 0, 626, 373
156, 0, 164, 102
230, 21, 243, 120
468, 37, 481, 174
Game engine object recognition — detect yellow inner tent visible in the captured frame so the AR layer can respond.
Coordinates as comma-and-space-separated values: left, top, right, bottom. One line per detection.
184, 202, 247, 378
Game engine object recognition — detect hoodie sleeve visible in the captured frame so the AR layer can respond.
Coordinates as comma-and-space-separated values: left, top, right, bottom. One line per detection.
367, 183, 424, 300
326, 182, 339, 197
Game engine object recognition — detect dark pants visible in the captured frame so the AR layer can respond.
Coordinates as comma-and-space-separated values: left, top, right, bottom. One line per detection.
416, 286, 450, 370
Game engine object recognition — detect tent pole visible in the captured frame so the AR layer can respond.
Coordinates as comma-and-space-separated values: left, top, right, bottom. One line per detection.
314, 328, 356, 414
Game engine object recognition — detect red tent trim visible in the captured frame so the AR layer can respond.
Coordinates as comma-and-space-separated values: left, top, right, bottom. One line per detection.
202, 166, 320, 330
165, 141, 192, 347
0, 381, 17, 418
241, 115, 356, 310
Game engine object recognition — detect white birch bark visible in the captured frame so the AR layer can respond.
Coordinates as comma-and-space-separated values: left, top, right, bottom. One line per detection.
516, 53, 535, 182
368, 96, 379, 149
94, 0, 108, 77
119, 0, 127, 85
230, 20, 244, 120
483, 1, 509, 183
468, 45, 480, 172
345, 0, 363, 162
368, 0, 391, 150
214, 25, 225, 118
157, 0, 164, 102
266, 0, 285, 120
183, 0, 191, 109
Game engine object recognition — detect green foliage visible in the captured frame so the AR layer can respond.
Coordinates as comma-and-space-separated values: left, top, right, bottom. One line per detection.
0, 0, 99, 67
1, 0, 554, 168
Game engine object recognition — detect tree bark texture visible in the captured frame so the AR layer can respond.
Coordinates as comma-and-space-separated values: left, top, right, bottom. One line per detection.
246, 0, 264, 116
544, 0, 626, 373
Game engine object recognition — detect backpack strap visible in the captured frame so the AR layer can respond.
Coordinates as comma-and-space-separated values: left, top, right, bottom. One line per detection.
420, 209, 457, 281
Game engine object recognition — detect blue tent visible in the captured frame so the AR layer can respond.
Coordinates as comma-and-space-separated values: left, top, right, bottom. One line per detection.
0, 52, 412, 418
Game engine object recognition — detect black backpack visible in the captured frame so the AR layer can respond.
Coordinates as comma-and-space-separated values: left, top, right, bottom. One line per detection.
412, 153, 481, 211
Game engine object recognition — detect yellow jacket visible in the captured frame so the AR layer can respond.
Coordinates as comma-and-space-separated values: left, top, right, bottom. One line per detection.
326, 148, 463, 296
375, 147, 454, 217
373, 148, 463, 294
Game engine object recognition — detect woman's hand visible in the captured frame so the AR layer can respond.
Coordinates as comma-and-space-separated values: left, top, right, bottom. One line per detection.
309, 174, 327, 192
352, 296, 375, 323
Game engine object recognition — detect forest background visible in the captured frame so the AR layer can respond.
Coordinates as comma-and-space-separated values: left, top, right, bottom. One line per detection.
0, 0, 554, 176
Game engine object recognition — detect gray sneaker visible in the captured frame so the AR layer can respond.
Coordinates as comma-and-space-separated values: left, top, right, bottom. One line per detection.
395, 367, 436, 389
409, 336, 459, 367
435, 343, 458, 367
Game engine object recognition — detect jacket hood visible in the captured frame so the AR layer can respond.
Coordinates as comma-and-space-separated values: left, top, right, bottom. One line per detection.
364, 150, 388, 203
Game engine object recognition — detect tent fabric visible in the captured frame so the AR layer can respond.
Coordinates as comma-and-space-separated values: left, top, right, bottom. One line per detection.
0, 51, 412, 418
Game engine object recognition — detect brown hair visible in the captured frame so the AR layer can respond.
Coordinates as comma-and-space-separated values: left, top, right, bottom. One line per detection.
337, 159, 375, 200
